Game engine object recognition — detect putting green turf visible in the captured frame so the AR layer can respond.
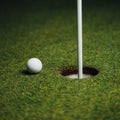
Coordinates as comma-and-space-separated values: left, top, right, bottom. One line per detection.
0, 0, 120, 120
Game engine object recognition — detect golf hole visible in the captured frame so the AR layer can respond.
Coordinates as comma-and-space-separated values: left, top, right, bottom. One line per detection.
60, 67, 99, 79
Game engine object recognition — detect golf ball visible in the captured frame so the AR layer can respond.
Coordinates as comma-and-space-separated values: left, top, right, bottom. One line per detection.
26, 58, 42, 73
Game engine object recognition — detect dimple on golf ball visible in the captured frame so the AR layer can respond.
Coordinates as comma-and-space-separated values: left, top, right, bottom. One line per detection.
26, 58, 42, 73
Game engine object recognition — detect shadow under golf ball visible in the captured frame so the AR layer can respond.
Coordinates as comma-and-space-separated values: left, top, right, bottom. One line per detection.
60, 67, 99, 79
21, 70, 37, 75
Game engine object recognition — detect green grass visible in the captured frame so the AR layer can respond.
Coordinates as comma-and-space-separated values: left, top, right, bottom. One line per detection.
0, 0, 120, 120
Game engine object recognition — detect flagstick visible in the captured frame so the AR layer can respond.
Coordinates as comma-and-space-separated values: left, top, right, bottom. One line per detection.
77, 0, 83, 79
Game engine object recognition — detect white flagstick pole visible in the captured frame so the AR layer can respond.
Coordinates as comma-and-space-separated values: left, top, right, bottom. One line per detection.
77, 0, 83, 79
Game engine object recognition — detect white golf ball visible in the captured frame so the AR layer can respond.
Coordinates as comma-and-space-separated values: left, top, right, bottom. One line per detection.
26, 58, 42, 73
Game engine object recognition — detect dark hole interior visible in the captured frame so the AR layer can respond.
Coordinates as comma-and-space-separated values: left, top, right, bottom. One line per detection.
60, 67, 99, 76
